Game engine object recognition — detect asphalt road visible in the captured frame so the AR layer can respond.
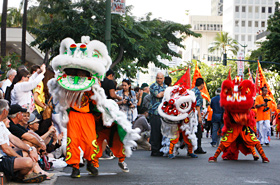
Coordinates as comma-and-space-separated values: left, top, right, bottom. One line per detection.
55, 134, 280, 185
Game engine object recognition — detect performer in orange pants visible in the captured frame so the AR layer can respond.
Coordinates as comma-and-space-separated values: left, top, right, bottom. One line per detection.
66, 92, 100, 178
209, 125, 269, 162
92, 114, 128, 172
93, 125, 126, 166
168, 124, 197, 159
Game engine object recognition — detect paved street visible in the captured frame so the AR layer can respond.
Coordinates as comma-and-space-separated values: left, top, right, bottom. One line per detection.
54, 134, 280, 185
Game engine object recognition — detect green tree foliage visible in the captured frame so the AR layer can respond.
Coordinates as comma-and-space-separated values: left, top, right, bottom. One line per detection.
208, 31, 239, 60
0, 53, 21, 80
28, 0, 201, 78
250, 2, 280, 73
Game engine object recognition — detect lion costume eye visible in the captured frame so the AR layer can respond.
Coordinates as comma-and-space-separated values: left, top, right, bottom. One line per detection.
180, 102, 187, 109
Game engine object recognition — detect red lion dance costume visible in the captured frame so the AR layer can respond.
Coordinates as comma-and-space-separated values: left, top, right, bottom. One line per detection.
208, 76, 269, 163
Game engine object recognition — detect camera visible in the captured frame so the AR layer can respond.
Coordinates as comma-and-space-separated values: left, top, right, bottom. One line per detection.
263, 98, 271, 112
125, 97, 132, 106
263, 98, 271, 103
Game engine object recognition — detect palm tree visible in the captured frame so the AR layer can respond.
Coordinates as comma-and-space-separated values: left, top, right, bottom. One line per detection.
208, 31, 239, 59
21, 0, 28, 64
1, 0, 8, 64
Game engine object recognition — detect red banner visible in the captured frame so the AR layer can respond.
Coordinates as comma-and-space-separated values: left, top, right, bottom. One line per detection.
191, 63, 211, 102
174, 67, 191, 89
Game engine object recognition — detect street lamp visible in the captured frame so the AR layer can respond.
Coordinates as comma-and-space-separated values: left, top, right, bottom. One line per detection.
236, 41, 247, 57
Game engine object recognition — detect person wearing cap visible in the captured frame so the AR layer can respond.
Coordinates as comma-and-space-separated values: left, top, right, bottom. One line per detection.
7, 104, 46, 151
210, 88, 224, 147
136, 83, 150, 113
0, 99, 47, 183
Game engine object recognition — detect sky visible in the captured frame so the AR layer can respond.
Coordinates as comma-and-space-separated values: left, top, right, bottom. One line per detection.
1, 0, 211, 24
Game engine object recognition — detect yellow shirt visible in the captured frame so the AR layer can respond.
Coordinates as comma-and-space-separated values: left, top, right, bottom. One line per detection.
33, 81, 45, 113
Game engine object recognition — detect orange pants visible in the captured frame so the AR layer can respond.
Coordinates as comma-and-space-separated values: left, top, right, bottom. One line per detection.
93, 125, 125, 168
66, 111, 99, 167
221, 125, 259, 148
169, 131, 193, 155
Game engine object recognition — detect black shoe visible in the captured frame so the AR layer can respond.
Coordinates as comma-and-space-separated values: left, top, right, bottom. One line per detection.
118, 161, 129, 172
87, 163, 98, 176
265, 143, 269, 146
151, 151, 163, 156
71, 167, 80, 178
194, 149, 207, 154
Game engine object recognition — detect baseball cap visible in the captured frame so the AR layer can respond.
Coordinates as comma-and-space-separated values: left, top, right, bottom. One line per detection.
9, 104, 27, 115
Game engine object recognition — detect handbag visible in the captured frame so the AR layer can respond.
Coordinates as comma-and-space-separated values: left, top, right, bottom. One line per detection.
42, 96, 53, 120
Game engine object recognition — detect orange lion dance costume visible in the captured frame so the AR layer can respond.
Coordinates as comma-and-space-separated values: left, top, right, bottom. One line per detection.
48, 36, 140, 178
208, 76, 269, 163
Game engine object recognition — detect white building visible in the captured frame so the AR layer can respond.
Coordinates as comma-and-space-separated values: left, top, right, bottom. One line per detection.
211, 0, 223, 16
183, 15, 223, 65
223, 0, 276, 55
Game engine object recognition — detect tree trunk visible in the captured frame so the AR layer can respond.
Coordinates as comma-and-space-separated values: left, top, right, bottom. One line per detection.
1, 0, 8, 64
21, 0, 28, 64
43, 49, 49, 67
110, 45, 124, 69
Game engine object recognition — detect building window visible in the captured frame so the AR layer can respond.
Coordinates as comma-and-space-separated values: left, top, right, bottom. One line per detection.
242, 21, 245, 27
255, 6, 259, 13
248, 6, 253, 13
262, 7, 266, 13
261, 21, 265, 27
268, 7, 272, 13
242, 6, 246, 12
248, 35, 252, 41
248, 21, 252, 27
235, 6, 239, 12
235, 20, 239, 27
235, 35, 239, 40
255, 21, 259, 27
241, 35, 245, 41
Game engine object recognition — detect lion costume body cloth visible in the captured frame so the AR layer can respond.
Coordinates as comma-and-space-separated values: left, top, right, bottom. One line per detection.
48, 37, 140, 168
158, 86, 198, 158
208, 77, 269, 163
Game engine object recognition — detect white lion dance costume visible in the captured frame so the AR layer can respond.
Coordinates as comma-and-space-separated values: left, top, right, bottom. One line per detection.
48, 36, 140, 177
158, 86, 198, 159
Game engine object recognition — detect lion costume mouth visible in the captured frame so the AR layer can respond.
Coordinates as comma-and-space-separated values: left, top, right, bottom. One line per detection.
51, 36, 112, 91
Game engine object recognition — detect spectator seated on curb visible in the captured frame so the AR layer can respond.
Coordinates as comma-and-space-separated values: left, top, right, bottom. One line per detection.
7, 104, 54, 179
0, 99, 47, 183
28, 114, 63, 154
132, 107, 151, 150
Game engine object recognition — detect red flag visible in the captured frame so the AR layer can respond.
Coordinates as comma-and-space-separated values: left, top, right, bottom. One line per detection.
256, 61, 276, 105
174, 67, 191, 89
191, 62, 211, 102
227, 67, 232, 81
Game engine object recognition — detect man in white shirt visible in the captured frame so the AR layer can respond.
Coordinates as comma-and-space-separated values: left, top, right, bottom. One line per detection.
0, 99, 46, 183
1, 69, 16, 94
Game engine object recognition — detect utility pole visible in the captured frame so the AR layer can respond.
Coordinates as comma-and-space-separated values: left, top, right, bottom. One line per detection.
105, 0, 111, 56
